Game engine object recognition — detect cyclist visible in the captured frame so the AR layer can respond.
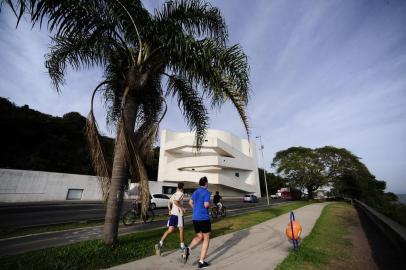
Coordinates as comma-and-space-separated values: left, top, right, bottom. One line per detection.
155, 182, 186, 256
213, 191, 223, 212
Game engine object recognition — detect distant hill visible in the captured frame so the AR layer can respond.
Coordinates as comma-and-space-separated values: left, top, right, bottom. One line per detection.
0, 97, 160, 179
0, 97, 114, 175
397, 194, 406, 205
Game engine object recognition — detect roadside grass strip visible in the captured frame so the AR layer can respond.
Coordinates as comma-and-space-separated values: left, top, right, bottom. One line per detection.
0, 201, 310, 270
276, 203, 353, 270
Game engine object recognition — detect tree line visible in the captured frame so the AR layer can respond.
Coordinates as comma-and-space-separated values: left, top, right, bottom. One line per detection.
271, 146, 405, 226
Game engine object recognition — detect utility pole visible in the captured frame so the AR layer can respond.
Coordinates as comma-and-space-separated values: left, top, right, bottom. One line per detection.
256, 136, 269, 205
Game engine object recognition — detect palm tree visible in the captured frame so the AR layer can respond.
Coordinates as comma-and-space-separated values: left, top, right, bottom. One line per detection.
2, 0, 250, 245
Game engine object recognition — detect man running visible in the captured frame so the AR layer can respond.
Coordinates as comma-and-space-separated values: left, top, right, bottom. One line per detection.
185, 176, 211, 268
155, 182, 186, 255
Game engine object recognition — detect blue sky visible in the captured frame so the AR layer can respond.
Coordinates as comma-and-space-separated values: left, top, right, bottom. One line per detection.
0, 0, 405, 193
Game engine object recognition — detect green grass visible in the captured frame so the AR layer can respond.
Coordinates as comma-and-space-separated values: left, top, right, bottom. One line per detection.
0, 201, 311, 270
276, 203, 354, 270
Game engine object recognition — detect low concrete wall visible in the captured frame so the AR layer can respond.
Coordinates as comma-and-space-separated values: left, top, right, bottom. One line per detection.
0, 169, 102, 202
353, 199, 406, 254
0, 169, 179, 203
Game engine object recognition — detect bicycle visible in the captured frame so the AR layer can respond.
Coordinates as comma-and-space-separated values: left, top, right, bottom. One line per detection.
211, 204, 226, 218
122, 200, 154, 225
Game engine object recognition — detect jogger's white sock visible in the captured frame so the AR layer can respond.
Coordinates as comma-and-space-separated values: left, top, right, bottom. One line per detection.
159, 240, 163, 246
180, 242, 185, 248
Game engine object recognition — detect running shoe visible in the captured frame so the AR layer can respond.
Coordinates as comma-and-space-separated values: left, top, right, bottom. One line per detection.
154, 243, 161, 256
198, 261, 210, 268
182, 246, 190, 264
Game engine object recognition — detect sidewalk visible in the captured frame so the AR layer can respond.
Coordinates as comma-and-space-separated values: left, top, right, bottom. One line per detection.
109, 202, 330, 270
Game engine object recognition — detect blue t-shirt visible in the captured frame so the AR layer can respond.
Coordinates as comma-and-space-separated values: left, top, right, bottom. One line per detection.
191, 187, 211, 220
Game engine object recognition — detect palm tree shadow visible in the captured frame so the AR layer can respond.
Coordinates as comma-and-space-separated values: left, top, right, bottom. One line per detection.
206, 229, 250, 264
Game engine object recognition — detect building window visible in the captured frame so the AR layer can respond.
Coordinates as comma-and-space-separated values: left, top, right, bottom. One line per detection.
235, 172, 240, 177
155, 194, 170, 199
66, 189, 83, 200
162, 186, 176, 195
184, 188, 196, 197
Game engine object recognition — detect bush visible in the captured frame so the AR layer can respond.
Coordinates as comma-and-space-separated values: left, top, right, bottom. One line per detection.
364, 195, 406, 227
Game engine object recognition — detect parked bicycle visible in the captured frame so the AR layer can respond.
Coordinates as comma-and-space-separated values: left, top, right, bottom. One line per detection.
211, 204, 226, 218
122, 200, 154, 225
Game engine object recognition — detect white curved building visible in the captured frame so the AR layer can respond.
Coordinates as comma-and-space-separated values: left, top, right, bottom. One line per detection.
157, 129, 261, 197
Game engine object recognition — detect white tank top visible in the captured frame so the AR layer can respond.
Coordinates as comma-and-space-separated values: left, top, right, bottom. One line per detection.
170, 191, 184, 216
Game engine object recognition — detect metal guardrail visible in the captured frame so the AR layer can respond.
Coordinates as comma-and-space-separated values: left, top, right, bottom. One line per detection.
349, 198, 406, 254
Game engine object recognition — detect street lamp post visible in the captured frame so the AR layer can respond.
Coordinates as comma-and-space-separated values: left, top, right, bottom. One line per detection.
256, 136, 270, 205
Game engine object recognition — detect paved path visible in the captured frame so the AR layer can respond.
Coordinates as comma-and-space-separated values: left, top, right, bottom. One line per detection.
109, 202, 330, 270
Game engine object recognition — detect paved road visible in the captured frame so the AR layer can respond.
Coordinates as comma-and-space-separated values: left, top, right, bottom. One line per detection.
0, 200, 287, 256
0, 198, 281, 229
0, 202, 106, 228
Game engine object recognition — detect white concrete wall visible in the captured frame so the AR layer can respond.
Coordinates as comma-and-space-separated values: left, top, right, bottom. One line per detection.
0, 169, 102, 202
0, 169, 178, 202
158, 129, 261, 196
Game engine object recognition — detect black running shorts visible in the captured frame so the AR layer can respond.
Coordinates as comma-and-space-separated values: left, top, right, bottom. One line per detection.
193, 220, 211, 233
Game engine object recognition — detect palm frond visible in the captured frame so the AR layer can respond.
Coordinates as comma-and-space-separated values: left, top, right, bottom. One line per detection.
1, 0, 27, 26
110, 0, 150, 50
0, 1, 114, 38
85, 81, 113, 202
164, 36, 250, 136
155, 0, 228, 44
102, 51, 132, 128
45, 34, 119, 91
221, 83, 250, 138
166, 37, 249, 102
86, 113, 112, 202
167, 74, 208, 148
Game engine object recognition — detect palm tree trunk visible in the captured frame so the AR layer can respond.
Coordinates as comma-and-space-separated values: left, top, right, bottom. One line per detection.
103, 93, 137, 245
